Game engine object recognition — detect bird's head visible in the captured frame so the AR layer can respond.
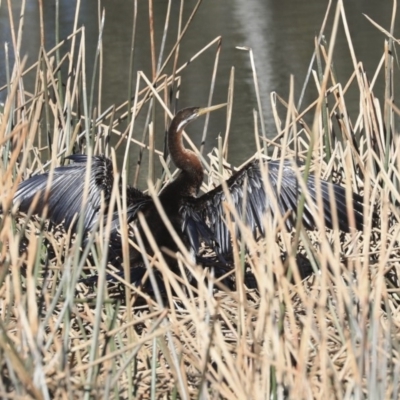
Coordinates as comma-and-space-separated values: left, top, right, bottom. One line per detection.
174, 104, 226, 132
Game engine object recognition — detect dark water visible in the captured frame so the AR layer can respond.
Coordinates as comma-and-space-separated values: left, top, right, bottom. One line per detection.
0, 1, 398, 186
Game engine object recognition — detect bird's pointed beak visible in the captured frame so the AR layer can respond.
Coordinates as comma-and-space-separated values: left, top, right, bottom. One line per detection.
197, 103, 227, 116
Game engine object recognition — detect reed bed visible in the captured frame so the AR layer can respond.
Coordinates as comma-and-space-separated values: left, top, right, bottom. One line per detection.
0, 1, 399, 399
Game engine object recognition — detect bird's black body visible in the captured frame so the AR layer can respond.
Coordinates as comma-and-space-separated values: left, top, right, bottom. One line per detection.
13, 105, 365, 284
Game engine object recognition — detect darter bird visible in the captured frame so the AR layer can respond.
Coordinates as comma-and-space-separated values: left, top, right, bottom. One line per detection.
13, 104, 365, 283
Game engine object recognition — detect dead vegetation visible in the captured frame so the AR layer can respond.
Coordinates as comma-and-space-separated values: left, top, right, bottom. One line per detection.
0, 1, 400, 399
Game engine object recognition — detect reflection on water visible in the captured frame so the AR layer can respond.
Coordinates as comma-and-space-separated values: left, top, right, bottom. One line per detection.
0, 0, 398, 185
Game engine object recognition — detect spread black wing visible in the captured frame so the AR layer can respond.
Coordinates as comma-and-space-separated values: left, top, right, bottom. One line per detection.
13, 154, 147, 232
181, 159, 365, 255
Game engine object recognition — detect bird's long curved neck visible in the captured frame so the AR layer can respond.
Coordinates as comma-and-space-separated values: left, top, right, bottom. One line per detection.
168, 117, 203, 197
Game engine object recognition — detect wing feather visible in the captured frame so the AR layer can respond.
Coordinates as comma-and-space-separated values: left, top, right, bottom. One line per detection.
14, 155, 146, 233
181, 159, 365, 255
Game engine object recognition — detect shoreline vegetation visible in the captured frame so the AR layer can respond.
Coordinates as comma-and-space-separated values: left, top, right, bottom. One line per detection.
0, 1, 399, 399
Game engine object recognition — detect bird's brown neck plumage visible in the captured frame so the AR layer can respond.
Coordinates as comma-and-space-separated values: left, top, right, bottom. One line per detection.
168, 114, 203, 197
